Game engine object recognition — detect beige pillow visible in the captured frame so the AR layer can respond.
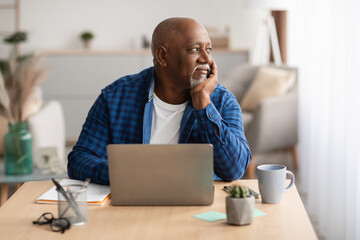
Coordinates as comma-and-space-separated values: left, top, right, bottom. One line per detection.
240, 67, 296, 111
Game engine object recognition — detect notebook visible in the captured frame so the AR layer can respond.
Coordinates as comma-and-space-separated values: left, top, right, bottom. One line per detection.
107, 144, 214, 206
36, 179, 111, 206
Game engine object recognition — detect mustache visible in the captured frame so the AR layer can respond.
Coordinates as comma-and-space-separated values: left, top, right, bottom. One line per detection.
192, 64, 211, 75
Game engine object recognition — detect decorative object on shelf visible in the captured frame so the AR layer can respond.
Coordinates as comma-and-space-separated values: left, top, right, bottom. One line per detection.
3, 31, 27, 44
80, 31, 94, 49
0, 33, 47, 175
225, 184, 254, 226
205, 26, 230, 49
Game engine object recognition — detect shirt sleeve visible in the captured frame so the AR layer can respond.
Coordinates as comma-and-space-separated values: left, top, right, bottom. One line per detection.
193, 93, 252, 181
67, 92, 110, 185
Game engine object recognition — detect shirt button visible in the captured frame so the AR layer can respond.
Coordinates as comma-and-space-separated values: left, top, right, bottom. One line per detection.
209, 114, 213, 118
222, 141, 225, 145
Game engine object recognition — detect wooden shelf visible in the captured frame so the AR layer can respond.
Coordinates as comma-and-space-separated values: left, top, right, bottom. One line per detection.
0, 31, 13, 36
40, 48, 153, 56
0, 4, 16, 9
39, 48, 248, 56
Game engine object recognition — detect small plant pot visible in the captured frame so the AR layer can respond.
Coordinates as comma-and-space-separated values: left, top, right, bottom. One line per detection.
226, 195, 254, 226
82, 40, 91, 49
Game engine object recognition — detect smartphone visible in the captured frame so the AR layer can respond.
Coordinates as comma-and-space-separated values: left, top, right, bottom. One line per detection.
207, 65, 213, 78
207, 68, 211, 78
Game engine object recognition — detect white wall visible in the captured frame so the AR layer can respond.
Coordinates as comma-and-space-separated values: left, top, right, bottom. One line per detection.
0, 0, 263, 57
0, 0, 264, 139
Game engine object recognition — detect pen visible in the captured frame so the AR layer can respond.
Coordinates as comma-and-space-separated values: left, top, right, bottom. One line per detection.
52, 178, 85, 222
59, 178, 91, 218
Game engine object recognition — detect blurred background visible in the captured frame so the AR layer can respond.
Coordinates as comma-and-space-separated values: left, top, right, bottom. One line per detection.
0, 1, 359, 239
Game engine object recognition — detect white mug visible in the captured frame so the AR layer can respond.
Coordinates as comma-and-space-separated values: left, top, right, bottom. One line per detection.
257, 164, 295, 204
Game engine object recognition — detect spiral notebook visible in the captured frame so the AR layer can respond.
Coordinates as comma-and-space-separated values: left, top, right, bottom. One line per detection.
36, 179, 111, 206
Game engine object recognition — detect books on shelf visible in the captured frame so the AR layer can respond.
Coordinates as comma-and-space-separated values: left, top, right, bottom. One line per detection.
36, 179, 111, 206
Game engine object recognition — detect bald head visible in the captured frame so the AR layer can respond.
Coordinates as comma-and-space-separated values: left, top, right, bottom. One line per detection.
151, 17, 207, 58
150, 17, 213, 100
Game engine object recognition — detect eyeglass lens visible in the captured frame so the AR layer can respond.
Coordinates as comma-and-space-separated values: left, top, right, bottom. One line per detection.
33, 212, 71, 233
51, 218, 71, 233
33, 212, 54, 225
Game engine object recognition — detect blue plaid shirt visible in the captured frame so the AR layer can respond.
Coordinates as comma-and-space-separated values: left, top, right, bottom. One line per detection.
68, 67, 251, 185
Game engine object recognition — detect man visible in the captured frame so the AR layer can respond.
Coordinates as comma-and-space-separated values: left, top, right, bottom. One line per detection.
67, 17, 252, 185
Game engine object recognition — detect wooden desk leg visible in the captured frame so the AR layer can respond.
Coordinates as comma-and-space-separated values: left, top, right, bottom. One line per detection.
247, 156, 256, 179
1, 184, 9, 206
290, 146, 299, 170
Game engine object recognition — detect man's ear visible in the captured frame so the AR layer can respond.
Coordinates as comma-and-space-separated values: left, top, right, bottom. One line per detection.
155, 46, 168, 67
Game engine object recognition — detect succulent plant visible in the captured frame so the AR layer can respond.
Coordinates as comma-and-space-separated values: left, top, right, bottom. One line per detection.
228, 184, 251, 198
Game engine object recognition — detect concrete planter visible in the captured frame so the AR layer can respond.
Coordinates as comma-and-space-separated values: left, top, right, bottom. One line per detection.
226, 196, 254, 225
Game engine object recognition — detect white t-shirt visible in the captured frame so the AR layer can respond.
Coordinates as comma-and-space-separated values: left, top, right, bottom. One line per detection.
150, 93, 188, 144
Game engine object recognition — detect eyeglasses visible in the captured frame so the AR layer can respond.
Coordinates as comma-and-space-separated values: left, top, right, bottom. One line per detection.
33, 212, 71, 233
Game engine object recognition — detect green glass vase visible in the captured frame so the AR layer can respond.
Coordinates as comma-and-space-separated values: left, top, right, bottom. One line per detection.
4, 122, 33, 175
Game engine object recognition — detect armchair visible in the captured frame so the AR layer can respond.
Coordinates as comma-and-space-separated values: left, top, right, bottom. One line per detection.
221, 64, 298, 178
28, 100, 66, 170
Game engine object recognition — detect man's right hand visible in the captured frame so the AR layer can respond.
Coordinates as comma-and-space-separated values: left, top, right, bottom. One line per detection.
190, 60, 218, 110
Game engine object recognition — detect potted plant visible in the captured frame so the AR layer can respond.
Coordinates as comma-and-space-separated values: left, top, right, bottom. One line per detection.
0, 32, 46, 175
80, 31, 94, 49
226, 184, 254, 226
3, 31, 27, 44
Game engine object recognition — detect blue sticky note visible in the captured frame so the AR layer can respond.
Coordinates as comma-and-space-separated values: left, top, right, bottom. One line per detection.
193, 209, 266, 222
254, 208, 267, 217
193, 211, 227, 222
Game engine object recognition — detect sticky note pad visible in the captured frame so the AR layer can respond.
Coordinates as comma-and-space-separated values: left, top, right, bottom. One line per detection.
193, 211, 227, 222
254, 208, 267, 217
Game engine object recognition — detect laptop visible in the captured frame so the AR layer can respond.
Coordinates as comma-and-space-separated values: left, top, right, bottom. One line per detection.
107, 144, 214, 206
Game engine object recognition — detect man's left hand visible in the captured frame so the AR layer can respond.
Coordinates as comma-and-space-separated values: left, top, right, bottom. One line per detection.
190, 60, 218, 110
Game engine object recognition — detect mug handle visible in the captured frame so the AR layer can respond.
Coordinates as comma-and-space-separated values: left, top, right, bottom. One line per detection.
284, 170, 295, 192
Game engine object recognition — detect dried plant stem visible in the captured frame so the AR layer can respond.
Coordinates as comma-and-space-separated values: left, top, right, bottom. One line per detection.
0, 71, 13, 122
0, 48, 46, 123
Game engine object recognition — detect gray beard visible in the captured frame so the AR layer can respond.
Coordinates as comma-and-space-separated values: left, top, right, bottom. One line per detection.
190, 64, 210, 88
190, 75, 207, 88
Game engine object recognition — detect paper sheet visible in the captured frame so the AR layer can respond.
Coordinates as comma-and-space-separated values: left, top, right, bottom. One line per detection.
36, 179, 110, 206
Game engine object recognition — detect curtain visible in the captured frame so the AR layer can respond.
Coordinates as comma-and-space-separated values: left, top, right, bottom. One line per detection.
287, 1, 360, 239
